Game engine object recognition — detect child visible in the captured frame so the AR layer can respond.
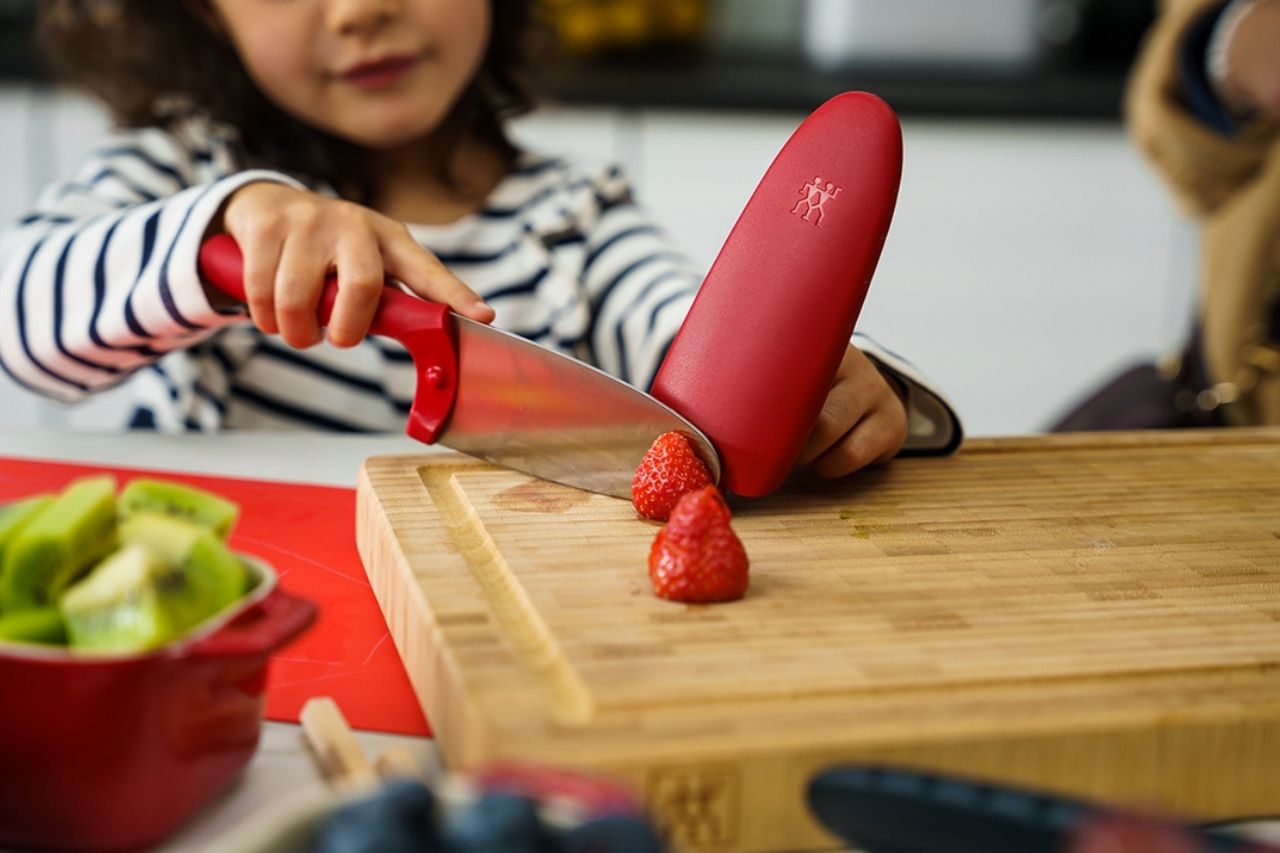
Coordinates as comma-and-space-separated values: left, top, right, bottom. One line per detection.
2, 0, 961, 479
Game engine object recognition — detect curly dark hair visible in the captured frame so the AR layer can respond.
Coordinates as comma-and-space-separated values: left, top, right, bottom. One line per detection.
35, 0, 541, 204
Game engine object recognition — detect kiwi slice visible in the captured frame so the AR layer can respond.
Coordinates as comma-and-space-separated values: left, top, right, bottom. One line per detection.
1, 476, 118, 611
0, 495, 56, 553
60, 543, 187, 652
119, 478, 240, 539
0, 607, 67, 646
0, 495, 55, 592
118, 512, 248, 628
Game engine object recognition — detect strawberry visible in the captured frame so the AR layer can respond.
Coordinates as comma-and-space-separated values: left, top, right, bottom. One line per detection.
631, 431, 713, 521
648, 487, 749, 603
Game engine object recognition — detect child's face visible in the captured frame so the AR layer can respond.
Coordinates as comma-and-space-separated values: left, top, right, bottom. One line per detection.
208, 0, 490, 149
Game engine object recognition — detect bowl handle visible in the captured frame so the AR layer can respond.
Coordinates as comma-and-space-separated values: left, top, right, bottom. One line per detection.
186, 588, 317, 660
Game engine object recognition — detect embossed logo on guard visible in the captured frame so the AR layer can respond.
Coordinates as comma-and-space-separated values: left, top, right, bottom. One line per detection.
648, 765, 740, 848
791, 176, 840, 225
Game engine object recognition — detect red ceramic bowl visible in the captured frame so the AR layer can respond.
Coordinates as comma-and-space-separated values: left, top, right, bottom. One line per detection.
0, 559, 315, 853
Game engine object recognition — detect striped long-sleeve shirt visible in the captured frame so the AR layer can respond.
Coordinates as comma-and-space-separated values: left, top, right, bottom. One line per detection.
0, 116, 961, 452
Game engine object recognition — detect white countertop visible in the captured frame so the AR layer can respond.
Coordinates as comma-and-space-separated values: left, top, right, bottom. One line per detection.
3, 430, 1279, 853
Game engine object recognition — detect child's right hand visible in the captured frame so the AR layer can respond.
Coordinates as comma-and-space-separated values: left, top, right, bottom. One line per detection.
211, 182, 495, 349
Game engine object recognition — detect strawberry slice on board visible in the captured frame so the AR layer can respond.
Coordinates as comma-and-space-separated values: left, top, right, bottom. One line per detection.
648, 487, 749, 604
631, 432, 714, 521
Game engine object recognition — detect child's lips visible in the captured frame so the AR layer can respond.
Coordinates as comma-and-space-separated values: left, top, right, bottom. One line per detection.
340, 53, 420, 90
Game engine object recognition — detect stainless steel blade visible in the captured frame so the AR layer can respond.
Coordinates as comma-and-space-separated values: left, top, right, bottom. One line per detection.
438, 317, 720, 499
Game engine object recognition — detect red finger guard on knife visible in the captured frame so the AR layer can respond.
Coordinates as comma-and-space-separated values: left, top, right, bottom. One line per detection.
651, 92, 902, 497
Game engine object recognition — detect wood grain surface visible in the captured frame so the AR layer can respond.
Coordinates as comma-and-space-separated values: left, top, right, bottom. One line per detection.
356, 429, 1280, 852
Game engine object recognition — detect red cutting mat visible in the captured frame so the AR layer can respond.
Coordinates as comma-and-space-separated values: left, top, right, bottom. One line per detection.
0, 456, 431, 737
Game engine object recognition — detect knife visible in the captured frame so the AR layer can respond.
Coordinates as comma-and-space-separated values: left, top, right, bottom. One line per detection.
197, 234, 720, 499
808, 765, 1280, 853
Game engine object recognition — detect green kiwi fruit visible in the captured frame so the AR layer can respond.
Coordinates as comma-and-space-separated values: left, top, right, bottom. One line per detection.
1, 476, 117, 611
118, 512, 247, 628
0, 495, 55, 554
118, 479, 240, 539
0, 495, 55, 591
60, 543, 185, 652
0, 607, 67, 646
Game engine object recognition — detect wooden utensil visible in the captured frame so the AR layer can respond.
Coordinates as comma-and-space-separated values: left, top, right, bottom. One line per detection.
299, 697, 423, 791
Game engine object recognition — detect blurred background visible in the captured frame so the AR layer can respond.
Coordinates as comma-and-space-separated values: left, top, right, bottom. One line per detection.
0, 0, 1192, 438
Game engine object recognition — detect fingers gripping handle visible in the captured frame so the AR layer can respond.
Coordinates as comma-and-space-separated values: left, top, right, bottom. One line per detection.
197, 234, 459, 444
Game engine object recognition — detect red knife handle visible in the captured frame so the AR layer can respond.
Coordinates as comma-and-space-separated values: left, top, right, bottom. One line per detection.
197, 233, 459, 444
651, 92, 902, 497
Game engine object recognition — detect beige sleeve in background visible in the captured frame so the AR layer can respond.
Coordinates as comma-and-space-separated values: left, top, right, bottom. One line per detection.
1125, 0, 1279, 216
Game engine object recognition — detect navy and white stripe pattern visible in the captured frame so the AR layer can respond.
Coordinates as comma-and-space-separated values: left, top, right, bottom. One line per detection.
0, 116, 960, 452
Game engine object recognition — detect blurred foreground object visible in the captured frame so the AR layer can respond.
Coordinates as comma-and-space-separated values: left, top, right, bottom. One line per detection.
808, 765, 1280, 853
300, 696, 663, 852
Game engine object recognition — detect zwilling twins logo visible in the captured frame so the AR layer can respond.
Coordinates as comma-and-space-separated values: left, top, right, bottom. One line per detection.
792, 176, 840, 225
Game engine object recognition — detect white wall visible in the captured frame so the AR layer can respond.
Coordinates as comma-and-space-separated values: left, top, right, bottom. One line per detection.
0, 87, 116, 431
0, 89, 1194, 437
0, 87, 44, 431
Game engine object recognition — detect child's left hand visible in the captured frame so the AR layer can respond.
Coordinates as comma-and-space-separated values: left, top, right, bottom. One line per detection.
796, 345, 908, 478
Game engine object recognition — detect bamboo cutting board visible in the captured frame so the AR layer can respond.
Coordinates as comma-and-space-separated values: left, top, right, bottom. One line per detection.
355, 429, 1280, 852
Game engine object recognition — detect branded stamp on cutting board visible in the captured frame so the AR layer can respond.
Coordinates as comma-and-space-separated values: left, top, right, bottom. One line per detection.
356, 429, 1280, 852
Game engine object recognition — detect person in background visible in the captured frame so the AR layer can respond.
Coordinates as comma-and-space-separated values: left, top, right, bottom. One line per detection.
0, 0, 959, 477
1056, 0, 1279, 430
